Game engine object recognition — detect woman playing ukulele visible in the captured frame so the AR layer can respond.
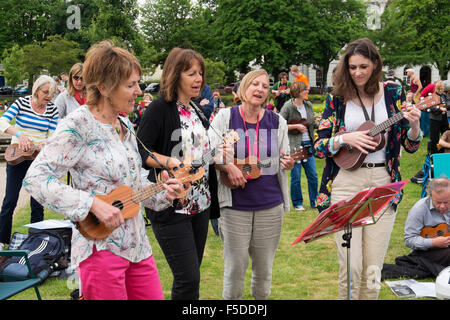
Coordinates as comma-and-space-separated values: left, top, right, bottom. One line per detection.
314, 38, 422, 300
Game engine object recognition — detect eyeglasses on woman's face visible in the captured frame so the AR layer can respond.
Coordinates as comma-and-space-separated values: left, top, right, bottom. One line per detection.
72, 75, 83, 82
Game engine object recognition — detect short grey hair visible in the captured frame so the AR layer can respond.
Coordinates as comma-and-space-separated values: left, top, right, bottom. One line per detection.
32, 75, 57, 98
427, 175, 449, 195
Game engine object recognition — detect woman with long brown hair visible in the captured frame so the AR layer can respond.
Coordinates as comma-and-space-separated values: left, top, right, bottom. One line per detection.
314, 38, 422, 299
137, 47, 232, 300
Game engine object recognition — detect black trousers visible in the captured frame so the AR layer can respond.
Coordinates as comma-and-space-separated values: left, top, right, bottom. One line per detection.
151, 208, 210, 300
429, 117, 449, 155
0, 160, 44, 244
412, 247, 450, 267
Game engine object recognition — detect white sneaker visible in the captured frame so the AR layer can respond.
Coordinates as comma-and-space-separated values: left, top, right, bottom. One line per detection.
0, 243, 6, 251
294, 205, 305, 211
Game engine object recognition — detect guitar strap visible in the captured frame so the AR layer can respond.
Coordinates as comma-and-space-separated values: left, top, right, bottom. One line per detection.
118, 117, 172, 174
356, 90, 375, 122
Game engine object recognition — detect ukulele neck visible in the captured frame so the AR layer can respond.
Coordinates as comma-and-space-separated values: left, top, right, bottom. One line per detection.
368, 112, 404, 137
132, 182, 165, 203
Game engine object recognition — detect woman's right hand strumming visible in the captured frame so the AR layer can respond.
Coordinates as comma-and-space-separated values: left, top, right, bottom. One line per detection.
338, 130, 378, 154
90, 197, 124, 230
223, 164, 247, 189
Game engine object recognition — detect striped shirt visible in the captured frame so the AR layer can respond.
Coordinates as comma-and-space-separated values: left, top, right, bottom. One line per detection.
0, 95, 59, 144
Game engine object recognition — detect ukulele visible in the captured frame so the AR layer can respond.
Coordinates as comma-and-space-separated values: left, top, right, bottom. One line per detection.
4, 143, 39, 165
333, 94, 441, 170
288, 118, 313, 135
420, 223, 450, 239
76, 173, 197, 239
159, 130, 240, 198
220, 148, 310, 189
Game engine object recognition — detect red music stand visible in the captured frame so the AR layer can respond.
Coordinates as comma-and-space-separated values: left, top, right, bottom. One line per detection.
292, 180, 409, 299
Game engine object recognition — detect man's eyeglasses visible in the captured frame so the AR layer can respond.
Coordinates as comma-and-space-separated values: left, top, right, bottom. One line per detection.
72, 75, 83, 81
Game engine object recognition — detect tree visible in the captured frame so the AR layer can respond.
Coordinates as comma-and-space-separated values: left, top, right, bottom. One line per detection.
293, 0, 367, 87
21, 44, 47, 91
205, 59, 226, 86
140, 0, 194, 66
376, 0, 450, 79
88, 0, 144, 56
212, 0, 295, 74
210, 0, 366, 86
41, 35, 83, 75
2, 45, 25, 88
0, 0, 63, 53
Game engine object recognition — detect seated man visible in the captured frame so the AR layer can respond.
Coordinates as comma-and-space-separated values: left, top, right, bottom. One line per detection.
382, 177, 450, 280
405, 176, 450, 258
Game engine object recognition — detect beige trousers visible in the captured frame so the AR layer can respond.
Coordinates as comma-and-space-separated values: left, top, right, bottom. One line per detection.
331, 166, 396, 300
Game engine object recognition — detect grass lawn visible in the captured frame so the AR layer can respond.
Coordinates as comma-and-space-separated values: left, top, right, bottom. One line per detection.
5, 137, 432, 300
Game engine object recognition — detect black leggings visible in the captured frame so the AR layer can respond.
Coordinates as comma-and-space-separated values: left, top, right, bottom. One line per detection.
151, 208, 210, 300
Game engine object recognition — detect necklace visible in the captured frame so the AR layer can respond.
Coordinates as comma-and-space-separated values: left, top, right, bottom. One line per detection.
90, 106, 122, 135
115, 121, 121, 135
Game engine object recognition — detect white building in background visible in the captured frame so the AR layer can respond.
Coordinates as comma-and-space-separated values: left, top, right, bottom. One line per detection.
291, 0, 446, 91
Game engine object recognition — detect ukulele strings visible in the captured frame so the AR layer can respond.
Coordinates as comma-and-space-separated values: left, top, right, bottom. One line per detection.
107, 176, 190, 210
111, 132, 238, 210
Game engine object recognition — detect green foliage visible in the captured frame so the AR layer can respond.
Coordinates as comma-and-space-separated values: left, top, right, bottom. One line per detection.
2, 36, 82, 86
140, 0, 194, 66
41, 35, 83, 76
376, 0, 450, 79
0, 0, 63, 53
1, 45, 25, 88
205, 59, 226, 86
88, 0, 144, 56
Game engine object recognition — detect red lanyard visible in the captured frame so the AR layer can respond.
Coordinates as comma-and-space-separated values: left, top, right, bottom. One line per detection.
239, 105, 260, 160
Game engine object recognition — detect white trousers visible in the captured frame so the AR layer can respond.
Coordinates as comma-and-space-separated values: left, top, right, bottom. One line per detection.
331, 167, 396, 300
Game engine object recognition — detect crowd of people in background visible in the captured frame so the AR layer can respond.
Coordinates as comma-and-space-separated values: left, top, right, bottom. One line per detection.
0, 37, 448, 301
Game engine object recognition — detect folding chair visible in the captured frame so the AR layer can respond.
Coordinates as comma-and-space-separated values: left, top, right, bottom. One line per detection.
0, 250, 42, 300
431, 153, 450, 179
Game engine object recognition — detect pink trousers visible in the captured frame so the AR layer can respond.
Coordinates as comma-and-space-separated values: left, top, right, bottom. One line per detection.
79, 247, 164, 300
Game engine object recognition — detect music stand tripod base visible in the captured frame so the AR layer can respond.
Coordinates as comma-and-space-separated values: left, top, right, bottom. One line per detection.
341, 223, 353, 300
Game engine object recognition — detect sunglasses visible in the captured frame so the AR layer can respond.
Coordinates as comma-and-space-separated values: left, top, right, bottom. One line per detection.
72, 75, 83, 81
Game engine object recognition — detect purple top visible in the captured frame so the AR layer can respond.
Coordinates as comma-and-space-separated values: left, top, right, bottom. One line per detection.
229, 106, 283, 211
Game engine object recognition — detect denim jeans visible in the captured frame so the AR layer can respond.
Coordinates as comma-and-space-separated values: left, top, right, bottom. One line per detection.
290, 141, 318, 208
0, 160, 44, 244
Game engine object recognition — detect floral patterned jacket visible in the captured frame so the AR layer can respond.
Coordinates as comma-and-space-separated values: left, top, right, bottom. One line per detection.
313, 83, 421, 212
23, 106, 172, 267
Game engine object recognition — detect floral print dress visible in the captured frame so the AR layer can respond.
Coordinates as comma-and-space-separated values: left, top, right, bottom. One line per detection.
313, 83, 421, 212
175, 101, 211, 215
23, 105, 172, 267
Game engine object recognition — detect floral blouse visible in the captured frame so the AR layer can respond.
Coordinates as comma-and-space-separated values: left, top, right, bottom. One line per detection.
175, 101, 211, 215
23, 105, 172, 267
314, 83, 421, 212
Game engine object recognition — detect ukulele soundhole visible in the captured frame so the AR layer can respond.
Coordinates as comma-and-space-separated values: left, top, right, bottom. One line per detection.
242, 164, 252, 172
437, 230, 444, 237
112, 200, 124, 210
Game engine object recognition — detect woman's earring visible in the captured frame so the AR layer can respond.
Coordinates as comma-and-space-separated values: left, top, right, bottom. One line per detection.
106, 97, 113, 105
